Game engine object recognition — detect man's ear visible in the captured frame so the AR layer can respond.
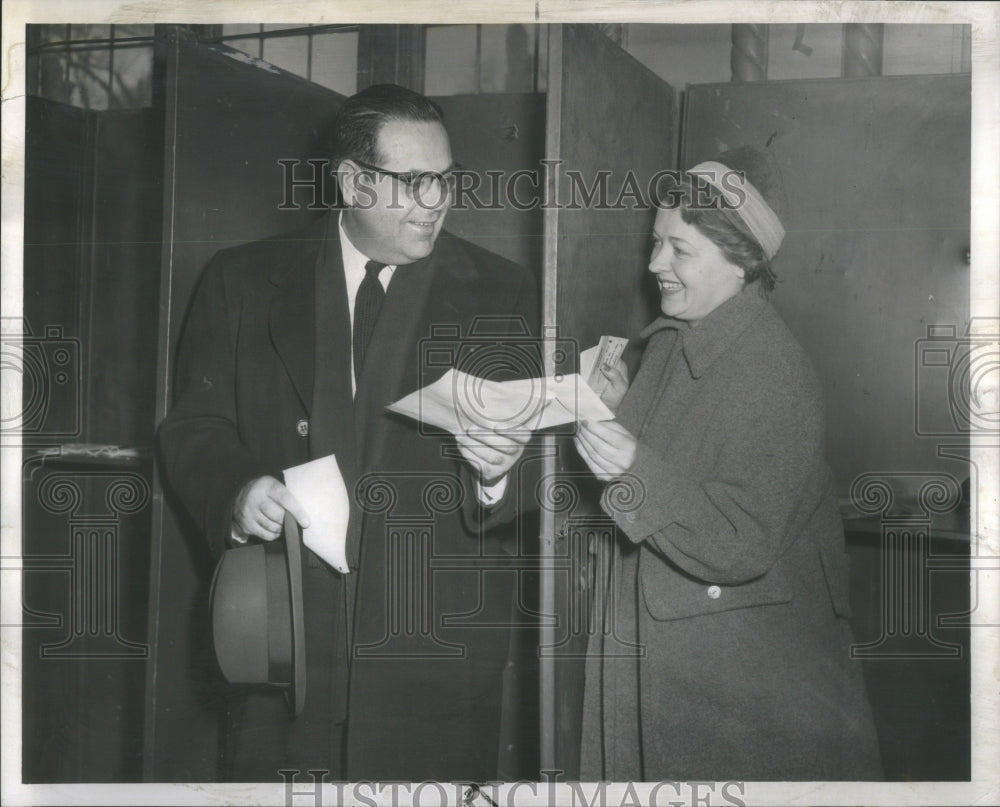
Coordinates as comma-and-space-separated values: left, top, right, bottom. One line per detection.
336, 159, 356, 207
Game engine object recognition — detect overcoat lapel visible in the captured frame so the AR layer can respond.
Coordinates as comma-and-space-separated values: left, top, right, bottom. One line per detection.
309, 216, 357, 479
267, 215, 328, 415
352, 252, 440, 475
352, 235, 478, 472
342, 250, 437, 653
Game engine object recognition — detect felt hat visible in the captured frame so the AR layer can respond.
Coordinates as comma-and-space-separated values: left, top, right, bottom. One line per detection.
209, 512, 306, 716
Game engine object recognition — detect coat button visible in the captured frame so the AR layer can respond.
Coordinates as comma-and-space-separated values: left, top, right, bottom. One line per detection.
296, 419, 309, 437
707, 585, 721, 599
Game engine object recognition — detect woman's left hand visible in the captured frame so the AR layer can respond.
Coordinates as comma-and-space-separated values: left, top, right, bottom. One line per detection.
598, 358, 630, 412
574, 419, 638, 481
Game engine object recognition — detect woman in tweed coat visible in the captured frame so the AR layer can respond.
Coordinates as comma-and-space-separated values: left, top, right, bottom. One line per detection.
575, 148, 883, 781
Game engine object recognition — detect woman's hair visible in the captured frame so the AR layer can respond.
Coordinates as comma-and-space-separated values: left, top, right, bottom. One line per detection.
684, 202, 777, 292
665, 174, 778, 292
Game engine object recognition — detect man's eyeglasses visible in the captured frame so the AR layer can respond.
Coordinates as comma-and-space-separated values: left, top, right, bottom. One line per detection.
351, 158, 459, 201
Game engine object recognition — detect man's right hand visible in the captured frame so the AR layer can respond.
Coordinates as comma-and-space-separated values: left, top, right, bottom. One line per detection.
232, 475, 311, 541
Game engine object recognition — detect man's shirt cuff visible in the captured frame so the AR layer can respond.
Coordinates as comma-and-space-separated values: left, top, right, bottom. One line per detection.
475, 474, 508, 506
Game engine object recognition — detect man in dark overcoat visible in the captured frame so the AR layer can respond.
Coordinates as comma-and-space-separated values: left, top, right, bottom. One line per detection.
158, 84, 539, 782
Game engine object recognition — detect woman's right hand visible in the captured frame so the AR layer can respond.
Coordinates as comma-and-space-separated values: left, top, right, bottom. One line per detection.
599, 358, 630, 412
574, 419, 638, 482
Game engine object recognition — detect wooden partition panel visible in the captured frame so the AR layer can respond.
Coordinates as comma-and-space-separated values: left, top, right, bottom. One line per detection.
432, 93, 545, 275
22, 98, 162, 783
682, 76, 971, 500
145, 30, 344, 781
541, 23, 675, 776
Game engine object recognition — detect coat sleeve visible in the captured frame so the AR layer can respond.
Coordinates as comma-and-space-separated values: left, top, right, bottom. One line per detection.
601, 362, 827, 585
157, 253, 271, 559
459, 256, 542, 535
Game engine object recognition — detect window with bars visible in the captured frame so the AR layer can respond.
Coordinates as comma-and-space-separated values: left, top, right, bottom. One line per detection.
423, 24, 547, 95
222, 23, 547, 96
27, 23, 965, 113
25, 23, 549, 111
219, 24, 360, 96
27, 24, 156, 110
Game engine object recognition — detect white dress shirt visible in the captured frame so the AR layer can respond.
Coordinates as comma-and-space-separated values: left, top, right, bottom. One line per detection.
339, 215, 395, 397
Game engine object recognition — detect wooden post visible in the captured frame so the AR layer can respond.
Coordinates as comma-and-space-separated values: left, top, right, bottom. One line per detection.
843, 23, 884, 77
731, 24, 768, 82
357, 25, 426, 92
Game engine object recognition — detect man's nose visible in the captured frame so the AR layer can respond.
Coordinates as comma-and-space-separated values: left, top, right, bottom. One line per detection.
412, 182, 449, 210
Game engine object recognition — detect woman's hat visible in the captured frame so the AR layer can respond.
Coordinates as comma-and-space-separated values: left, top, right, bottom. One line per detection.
686, 145, 788, 259
209, 512, 306, 716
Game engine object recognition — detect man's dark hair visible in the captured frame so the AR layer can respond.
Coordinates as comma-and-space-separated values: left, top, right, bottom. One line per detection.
331, 84, 445, 166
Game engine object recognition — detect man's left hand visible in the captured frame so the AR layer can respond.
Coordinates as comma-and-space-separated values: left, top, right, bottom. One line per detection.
455, 426, 532, 485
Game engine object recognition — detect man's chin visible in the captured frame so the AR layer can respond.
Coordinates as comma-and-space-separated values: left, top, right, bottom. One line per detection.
400, 238, 438, 263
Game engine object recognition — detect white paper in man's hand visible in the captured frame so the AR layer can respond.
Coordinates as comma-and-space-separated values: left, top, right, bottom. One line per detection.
282, 454, 351, 574
386, 369, 614, 435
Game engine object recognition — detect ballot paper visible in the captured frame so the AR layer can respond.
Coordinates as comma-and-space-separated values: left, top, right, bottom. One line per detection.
282, 454, 351, 574
580, 335, 628, 396
387, 369, 614, 435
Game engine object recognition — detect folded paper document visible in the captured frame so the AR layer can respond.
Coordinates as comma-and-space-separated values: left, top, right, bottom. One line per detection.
387, 369, 614, 434
283, 454, 351, 574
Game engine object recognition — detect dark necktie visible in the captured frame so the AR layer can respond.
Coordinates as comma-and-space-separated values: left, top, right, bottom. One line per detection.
353, 259, 386, 384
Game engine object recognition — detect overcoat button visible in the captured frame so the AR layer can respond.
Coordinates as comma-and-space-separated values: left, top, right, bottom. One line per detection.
296, 419, 309, 437
707, 585, 722, 599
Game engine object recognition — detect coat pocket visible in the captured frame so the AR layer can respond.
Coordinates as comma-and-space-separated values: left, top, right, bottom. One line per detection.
638, 550, 793, 622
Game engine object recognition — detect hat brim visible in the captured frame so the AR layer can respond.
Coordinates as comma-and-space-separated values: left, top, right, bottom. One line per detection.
283, 512, 306, 717
210, 517, 306, 718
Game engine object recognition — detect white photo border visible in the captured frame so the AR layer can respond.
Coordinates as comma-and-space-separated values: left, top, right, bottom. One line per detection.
2, 1, 997, 805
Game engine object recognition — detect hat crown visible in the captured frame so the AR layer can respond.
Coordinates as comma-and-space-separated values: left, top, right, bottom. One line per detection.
697, 145, 788, 226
